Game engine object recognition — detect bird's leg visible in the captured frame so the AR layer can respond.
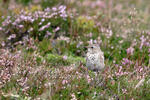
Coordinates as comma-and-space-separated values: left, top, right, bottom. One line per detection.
94, 71, 104, 87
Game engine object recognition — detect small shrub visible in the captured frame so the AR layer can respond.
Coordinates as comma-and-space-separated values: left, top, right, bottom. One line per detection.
77, 16, 95, 32
0, 5, 70, 47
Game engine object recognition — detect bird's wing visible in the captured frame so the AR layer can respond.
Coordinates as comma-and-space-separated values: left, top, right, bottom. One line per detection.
99, 52, 105, 66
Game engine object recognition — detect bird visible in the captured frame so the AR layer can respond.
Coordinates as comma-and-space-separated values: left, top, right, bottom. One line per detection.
85, 44, 105, 87
86, 44, 105, 72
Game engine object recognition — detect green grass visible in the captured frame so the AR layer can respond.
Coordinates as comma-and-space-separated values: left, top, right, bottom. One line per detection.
46, 53, 85, 66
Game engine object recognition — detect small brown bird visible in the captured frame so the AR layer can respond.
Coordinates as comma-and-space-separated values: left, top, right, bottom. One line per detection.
86, 44, 105, 72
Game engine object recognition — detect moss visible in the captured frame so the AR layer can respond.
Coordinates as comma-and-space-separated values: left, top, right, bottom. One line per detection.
46, 53, 85, 66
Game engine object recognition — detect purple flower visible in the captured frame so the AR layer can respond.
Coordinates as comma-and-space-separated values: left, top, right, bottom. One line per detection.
53, 27, 60, 32
28, 28, 33, 32
126, 47, 134, 55
18, 25, 24, 28
62, 80, 68, 85
0, 27, 3, 31
45, 31, 52, 38
52, 7, 57, 11
45, 22, 51, 28
39, 22, 51, 31
45, 8, 50, 12
63, 55, 68, 60
76, 41, 83, 48
122, 58, 133, 65
41, 18, 45, 22
7, 34, 16, 40
1, 41, 5, 47
39, 22, 42, 25
140, 35, 146, 49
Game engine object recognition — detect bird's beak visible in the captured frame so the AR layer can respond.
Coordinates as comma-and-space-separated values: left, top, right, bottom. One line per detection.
85, 46, 88, 48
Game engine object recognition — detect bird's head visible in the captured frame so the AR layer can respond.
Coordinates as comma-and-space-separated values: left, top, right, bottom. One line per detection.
86, 44, 100, 53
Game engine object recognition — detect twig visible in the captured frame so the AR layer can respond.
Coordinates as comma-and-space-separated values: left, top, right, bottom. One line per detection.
118, 82, 120, 95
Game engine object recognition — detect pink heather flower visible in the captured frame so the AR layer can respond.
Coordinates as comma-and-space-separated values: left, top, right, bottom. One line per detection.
111, 46, 114, 49
59, 5, 66, 11
20, 15, 28, 21
22, 86, 30, 92
63, 55, 68, 60
39, 22, 42, 25
52, 7, 57, 11
115, 66, 129, 77
7, 34, 16, 40
39, 27, 45, 31
126, 46, 134, 55
45, 8, 50, 12
18, 25, 24, 28
45, 31, 52, 38
140, 35, 146, 49
31, 19, 35, 23
28, 28, 33, 32
1, 41, 5, 47
62, 80, 68, 85
86, 75, 92, 83
39, 22, 51, 31
12, 22, 17, 25
46, 31, 52, 35
11, 34, 16, 38
53, 27, 60, 32
45, 22, 51, 28
0, 27, 3, 31
15, 18, 21, 23
41, 18, 45, 22
71, 93, 77, 100
122, 58, 133, 65
119, 66, 122, 73
76, 41, 83, 48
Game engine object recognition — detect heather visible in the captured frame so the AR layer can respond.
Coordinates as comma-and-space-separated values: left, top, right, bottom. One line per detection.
0, 0, 150, 99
